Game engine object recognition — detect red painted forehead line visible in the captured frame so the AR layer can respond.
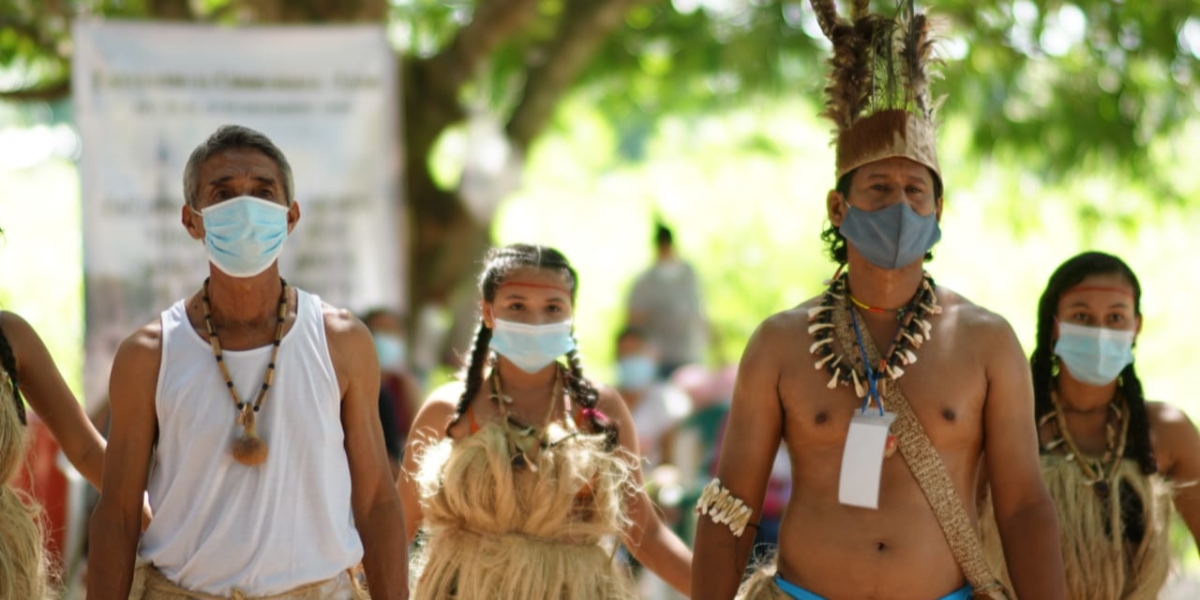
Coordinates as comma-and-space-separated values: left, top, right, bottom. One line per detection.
1063, 285, 1135, 299
497, 281, 571, 295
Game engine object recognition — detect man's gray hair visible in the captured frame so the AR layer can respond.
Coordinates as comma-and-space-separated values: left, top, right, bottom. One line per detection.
182, 124, 295, 207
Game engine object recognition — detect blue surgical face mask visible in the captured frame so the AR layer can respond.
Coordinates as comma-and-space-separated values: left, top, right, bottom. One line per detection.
1054, 322, 1135, 386
839, 201, 941, 270
194, 196, 289, 278
617, 354, 658, 391
489, 318, 576, 373
374, 333, 407, 372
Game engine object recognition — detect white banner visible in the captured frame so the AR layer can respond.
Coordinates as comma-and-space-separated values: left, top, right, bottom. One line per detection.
73, 21, 404, 408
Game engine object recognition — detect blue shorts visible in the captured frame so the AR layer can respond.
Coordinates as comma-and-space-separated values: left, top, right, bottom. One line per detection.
774, 575, 972, 600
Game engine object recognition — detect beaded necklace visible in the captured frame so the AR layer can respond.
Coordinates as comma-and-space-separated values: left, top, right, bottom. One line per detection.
849, 292, 908, 319
1041, 390, 1129, 499
808, 271, 941, 397
488, 365, 566, 472
201, 278, 288, 466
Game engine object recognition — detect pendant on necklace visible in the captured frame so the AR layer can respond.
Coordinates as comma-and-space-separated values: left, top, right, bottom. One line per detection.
232, 407, 269, 465
1093, 480, 1111, 499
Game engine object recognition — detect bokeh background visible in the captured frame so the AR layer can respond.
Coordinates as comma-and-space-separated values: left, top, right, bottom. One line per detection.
2, 0, 1199, 590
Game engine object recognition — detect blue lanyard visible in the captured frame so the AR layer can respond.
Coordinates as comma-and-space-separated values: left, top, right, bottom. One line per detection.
848, 308, 885, 416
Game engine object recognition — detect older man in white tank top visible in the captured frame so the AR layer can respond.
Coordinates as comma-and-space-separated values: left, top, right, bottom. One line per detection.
89, 125, 408, 600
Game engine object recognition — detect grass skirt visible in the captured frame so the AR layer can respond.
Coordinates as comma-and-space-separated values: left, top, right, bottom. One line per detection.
980, 456, 1172, 600
0, 381, 49, 600
412, 422, 638, 600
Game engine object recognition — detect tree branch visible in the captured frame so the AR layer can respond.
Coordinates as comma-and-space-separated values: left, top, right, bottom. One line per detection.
428, 0, 543, 92
403, 0, 542, 157
505, 0, 646, 152
403, 0, 546, 170
403, 0, 545, 223
0, 80, 71, 103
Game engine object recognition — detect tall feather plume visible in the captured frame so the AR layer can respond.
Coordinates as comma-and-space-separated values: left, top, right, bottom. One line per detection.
899, 4, 937, 117
820, 17, 878, 131
815, 0, 941, 132
810, 0, 842, 39
877, 18, 898, 113
851, 15, 882, 119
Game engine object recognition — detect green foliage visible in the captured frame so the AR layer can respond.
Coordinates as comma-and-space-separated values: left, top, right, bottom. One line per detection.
575, 0, 1199, 193
934, 0, 1198, 198
3, 0, 1196, 188
494, 92, 1200, 409
387, 0, 473, 57
0, 160, 84, 397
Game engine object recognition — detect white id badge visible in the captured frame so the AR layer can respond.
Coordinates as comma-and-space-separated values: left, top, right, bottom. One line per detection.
838, 411, 897, 510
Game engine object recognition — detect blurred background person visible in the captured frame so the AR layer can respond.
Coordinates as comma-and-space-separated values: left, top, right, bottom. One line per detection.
363, 307, 422, 476
667, 363, 789, 562
627, 222, 710, 378
614, 325, 693, 600
614, 326, 692, 470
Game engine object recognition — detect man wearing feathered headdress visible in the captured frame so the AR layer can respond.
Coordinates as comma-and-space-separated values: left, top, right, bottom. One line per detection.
691, 2, 1066, 599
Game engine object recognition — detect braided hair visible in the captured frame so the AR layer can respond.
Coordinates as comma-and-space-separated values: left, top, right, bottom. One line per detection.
445, 244, 617, 448
0, 318, 25, 425
1031, 251, 1156, 475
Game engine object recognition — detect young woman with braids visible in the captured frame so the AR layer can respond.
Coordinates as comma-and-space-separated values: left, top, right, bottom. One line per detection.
982, 251, 1200, 599
397, 243, 693, 599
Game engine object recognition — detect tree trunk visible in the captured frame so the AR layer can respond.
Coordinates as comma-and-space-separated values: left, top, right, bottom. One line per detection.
224, 0, 489, 327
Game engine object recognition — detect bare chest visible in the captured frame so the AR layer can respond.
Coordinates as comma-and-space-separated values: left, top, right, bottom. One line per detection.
779, 324, 987, 455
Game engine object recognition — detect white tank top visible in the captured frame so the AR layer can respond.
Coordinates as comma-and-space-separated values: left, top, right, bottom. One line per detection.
139, 290, 364, 596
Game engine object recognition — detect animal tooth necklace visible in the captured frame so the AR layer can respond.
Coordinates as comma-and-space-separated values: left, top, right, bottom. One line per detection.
201, 278, 288, 466
809, 271, 941, 457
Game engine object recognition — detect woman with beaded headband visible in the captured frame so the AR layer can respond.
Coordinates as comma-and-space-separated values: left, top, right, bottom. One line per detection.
398, 243, 693, 599
980, 251, 1200, 599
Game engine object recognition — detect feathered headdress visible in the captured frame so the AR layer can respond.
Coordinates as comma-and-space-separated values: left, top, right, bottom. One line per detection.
811, 0, 942, 183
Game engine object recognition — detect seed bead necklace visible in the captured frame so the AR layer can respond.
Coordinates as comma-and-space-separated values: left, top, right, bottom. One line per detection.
489, 365, 564, 473
201, 277, 289, 466
1042, 390, 1129, 499
848, 292, 909, 320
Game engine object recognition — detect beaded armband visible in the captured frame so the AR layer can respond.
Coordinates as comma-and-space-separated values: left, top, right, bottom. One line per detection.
695, 478, 753, 537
